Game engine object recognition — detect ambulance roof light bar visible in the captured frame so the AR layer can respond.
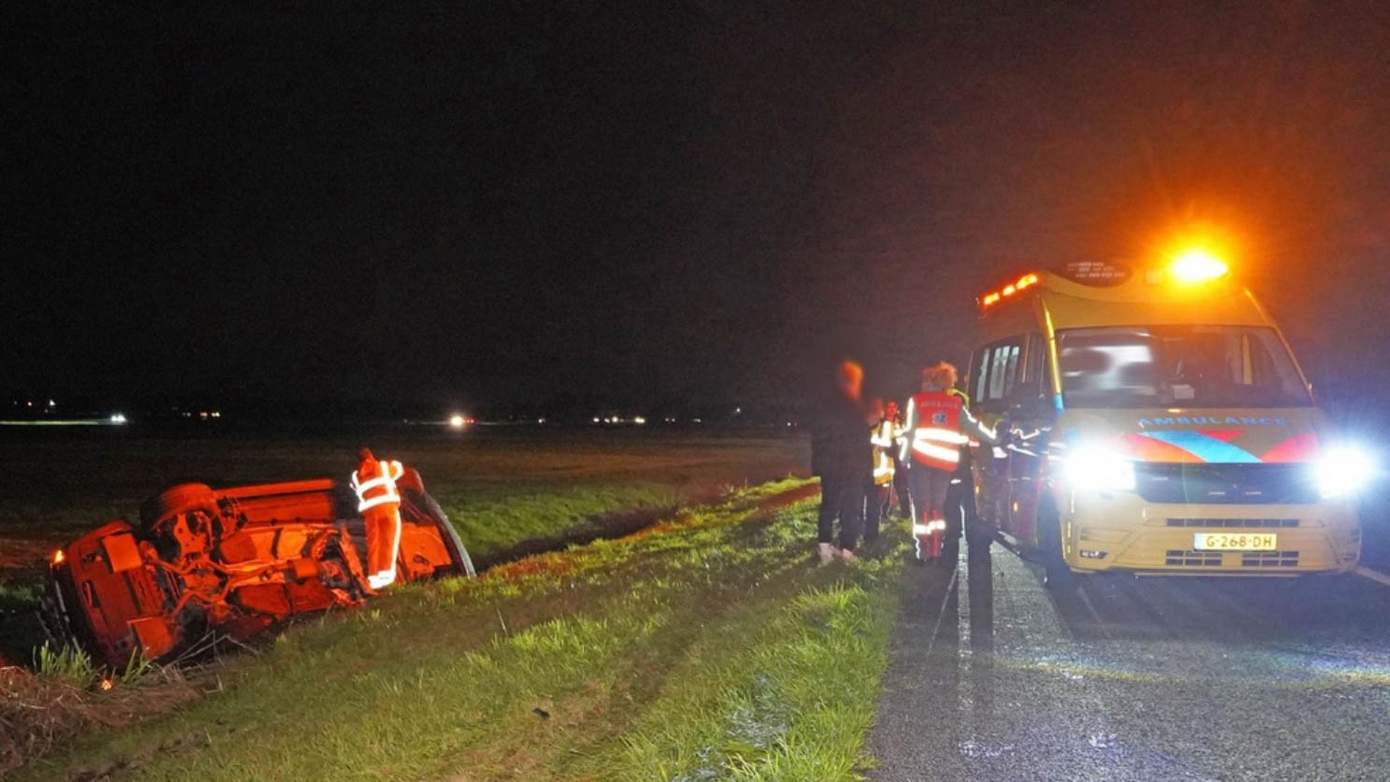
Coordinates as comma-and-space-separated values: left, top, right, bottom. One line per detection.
979, 271, 1040, 311
978, 252, 1230, 312
1169, 248, 1229, 283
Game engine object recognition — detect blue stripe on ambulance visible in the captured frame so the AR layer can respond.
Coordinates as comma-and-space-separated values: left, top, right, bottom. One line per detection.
1139, 431, 1262, 464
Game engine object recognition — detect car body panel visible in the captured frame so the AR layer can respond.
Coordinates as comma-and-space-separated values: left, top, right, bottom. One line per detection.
46, 459, 473, 667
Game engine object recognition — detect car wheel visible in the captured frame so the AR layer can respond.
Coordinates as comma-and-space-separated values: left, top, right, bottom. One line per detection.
139, 482, 216, 534
413, 490, 476, 578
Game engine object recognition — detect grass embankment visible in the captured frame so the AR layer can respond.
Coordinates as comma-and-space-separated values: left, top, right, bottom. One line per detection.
0, 431, 804, 559
18, 480, 907, 781
0, 431, 804, 625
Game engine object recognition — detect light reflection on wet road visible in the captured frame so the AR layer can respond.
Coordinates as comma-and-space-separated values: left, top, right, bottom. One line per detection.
869, 539, 1390, 781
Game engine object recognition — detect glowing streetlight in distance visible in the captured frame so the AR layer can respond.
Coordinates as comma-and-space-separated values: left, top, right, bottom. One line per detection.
449, 414, 466, 429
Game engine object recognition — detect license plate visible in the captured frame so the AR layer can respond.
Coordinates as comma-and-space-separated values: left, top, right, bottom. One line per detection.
1193, 532, 1277, 551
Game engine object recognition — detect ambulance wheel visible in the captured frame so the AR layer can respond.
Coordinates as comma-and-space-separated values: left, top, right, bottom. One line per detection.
1037, 504, 1074, 590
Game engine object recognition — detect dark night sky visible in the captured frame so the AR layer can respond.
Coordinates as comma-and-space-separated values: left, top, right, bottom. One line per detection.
5, 2, 1390, 414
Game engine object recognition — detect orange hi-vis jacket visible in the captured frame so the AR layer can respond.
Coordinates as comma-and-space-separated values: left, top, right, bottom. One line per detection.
907, 392, 967, 470
904, 391, 997, 472
351, 449, 404, 591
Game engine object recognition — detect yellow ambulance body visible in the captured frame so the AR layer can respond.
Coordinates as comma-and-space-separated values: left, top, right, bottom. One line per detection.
966, 260, 1363, 581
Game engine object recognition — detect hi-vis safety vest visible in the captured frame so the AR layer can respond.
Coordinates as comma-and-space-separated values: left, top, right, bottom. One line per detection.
870, 420, 896, 486
351, 449, 404, 591
907, 392, 970, 471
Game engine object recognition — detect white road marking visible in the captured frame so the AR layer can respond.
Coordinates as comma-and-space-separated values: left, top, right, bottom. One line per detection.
925, 566, 959, 657
1354, 566, 1390, 589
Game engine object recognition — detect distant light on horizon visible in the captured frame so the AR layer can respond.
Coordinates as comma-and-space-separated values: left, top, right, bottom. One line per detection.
449, 414, 467, 429
109, 413, 128, 425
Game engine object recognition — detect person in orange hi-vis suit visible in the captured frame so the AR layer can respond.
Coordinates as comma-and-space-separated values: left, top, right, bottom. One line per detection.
904, 362, 999, 563
350, 448, 405, 591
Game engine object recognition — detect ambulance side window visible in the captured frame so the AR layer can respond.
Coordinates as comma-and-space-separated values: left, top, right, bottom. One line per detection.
1014, 333, 1047, 402
988, 348, 1008, 400
973, 347, 990, 401
979, 337, 1025, 412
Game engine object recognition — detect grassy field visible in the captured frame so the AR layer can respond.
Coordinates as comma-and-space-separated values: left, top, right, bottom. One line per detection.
10, 478, 910, 781
0, 427, 807, 569
1, 429, 918, 779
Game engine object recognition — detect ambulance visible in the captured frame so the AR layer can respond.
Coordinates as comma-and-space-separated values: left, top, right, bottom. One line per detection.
964, 253, 1370, 584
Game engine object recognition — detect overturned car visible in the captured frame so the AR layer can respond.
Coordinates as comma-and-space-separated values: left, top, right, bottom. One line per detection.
43, 450, 474, 667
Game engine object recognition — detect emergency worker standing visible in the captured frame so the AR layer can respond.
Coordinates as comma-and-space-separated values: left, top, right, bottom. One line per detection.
904, 362, 997, 562
350, 448, 405, 591
810, 360, 872, 564
864, 398, 896, 542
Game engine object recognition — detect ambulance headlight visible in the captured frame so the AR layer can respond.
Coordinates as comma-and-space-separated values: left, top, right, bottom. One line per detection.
1062, 444, 1135, 492
1314, 445, 1376, 499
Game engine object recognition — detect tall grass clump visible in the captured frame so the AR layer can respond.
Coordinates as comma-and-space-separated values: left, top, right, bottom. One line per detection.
32, 643, 100, 690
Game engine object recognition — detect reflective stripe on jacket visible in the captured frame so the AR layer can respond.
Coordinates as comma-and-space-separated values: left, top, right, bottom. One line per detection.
870, 420, 896, 485
351, 450, 404, 591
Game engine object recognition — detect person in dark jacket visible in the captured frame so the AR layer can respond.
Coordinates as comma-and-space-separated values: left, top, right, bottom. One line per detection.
810, 360, 872, 564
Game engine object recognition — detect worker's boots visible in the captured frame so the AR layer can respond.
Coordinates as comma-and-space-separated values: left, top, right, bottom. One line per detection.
816, 542, 836, 565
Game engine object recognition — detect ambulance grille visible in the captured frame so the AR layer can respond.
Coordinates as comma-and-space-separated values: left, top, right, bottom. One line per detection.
1135, 463, 1318, 505
1241, 551, 1300, 568
1166, 518, 1298, 528
1165, 550, 1223, 567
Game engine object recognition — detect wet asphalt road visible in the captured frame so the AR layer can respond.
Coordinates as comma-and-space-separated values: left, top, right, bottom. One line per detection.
869, 539, 1390, 781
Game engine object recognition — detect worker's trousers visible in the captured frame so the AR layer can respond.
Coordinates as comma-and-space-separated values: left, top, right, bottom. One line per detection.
907, 466, 952, 526
893, 456, 913, 517
818, 470, 865, 551
864, 481, 892, 541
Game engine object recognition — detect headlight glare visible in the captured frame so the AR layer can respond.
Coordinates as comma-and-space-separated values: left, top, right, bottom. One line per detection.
1315, 445, 1376, 499
1063, 444, 1136, 492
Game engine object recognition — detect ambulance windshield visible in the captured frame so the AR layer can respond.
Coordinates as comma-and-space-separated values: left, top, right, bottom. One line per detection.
1058, 326, 1310, 409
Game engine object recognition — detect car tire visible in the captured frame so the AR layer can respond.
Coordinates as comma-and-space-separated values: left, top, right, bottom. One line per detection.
139, 482, 215, 534
412, 490, 476, 578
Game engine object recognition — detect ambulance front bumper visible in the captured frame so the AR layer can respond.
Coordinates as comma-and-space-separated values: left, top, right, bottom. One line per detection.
1061, 493, 1361, 575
